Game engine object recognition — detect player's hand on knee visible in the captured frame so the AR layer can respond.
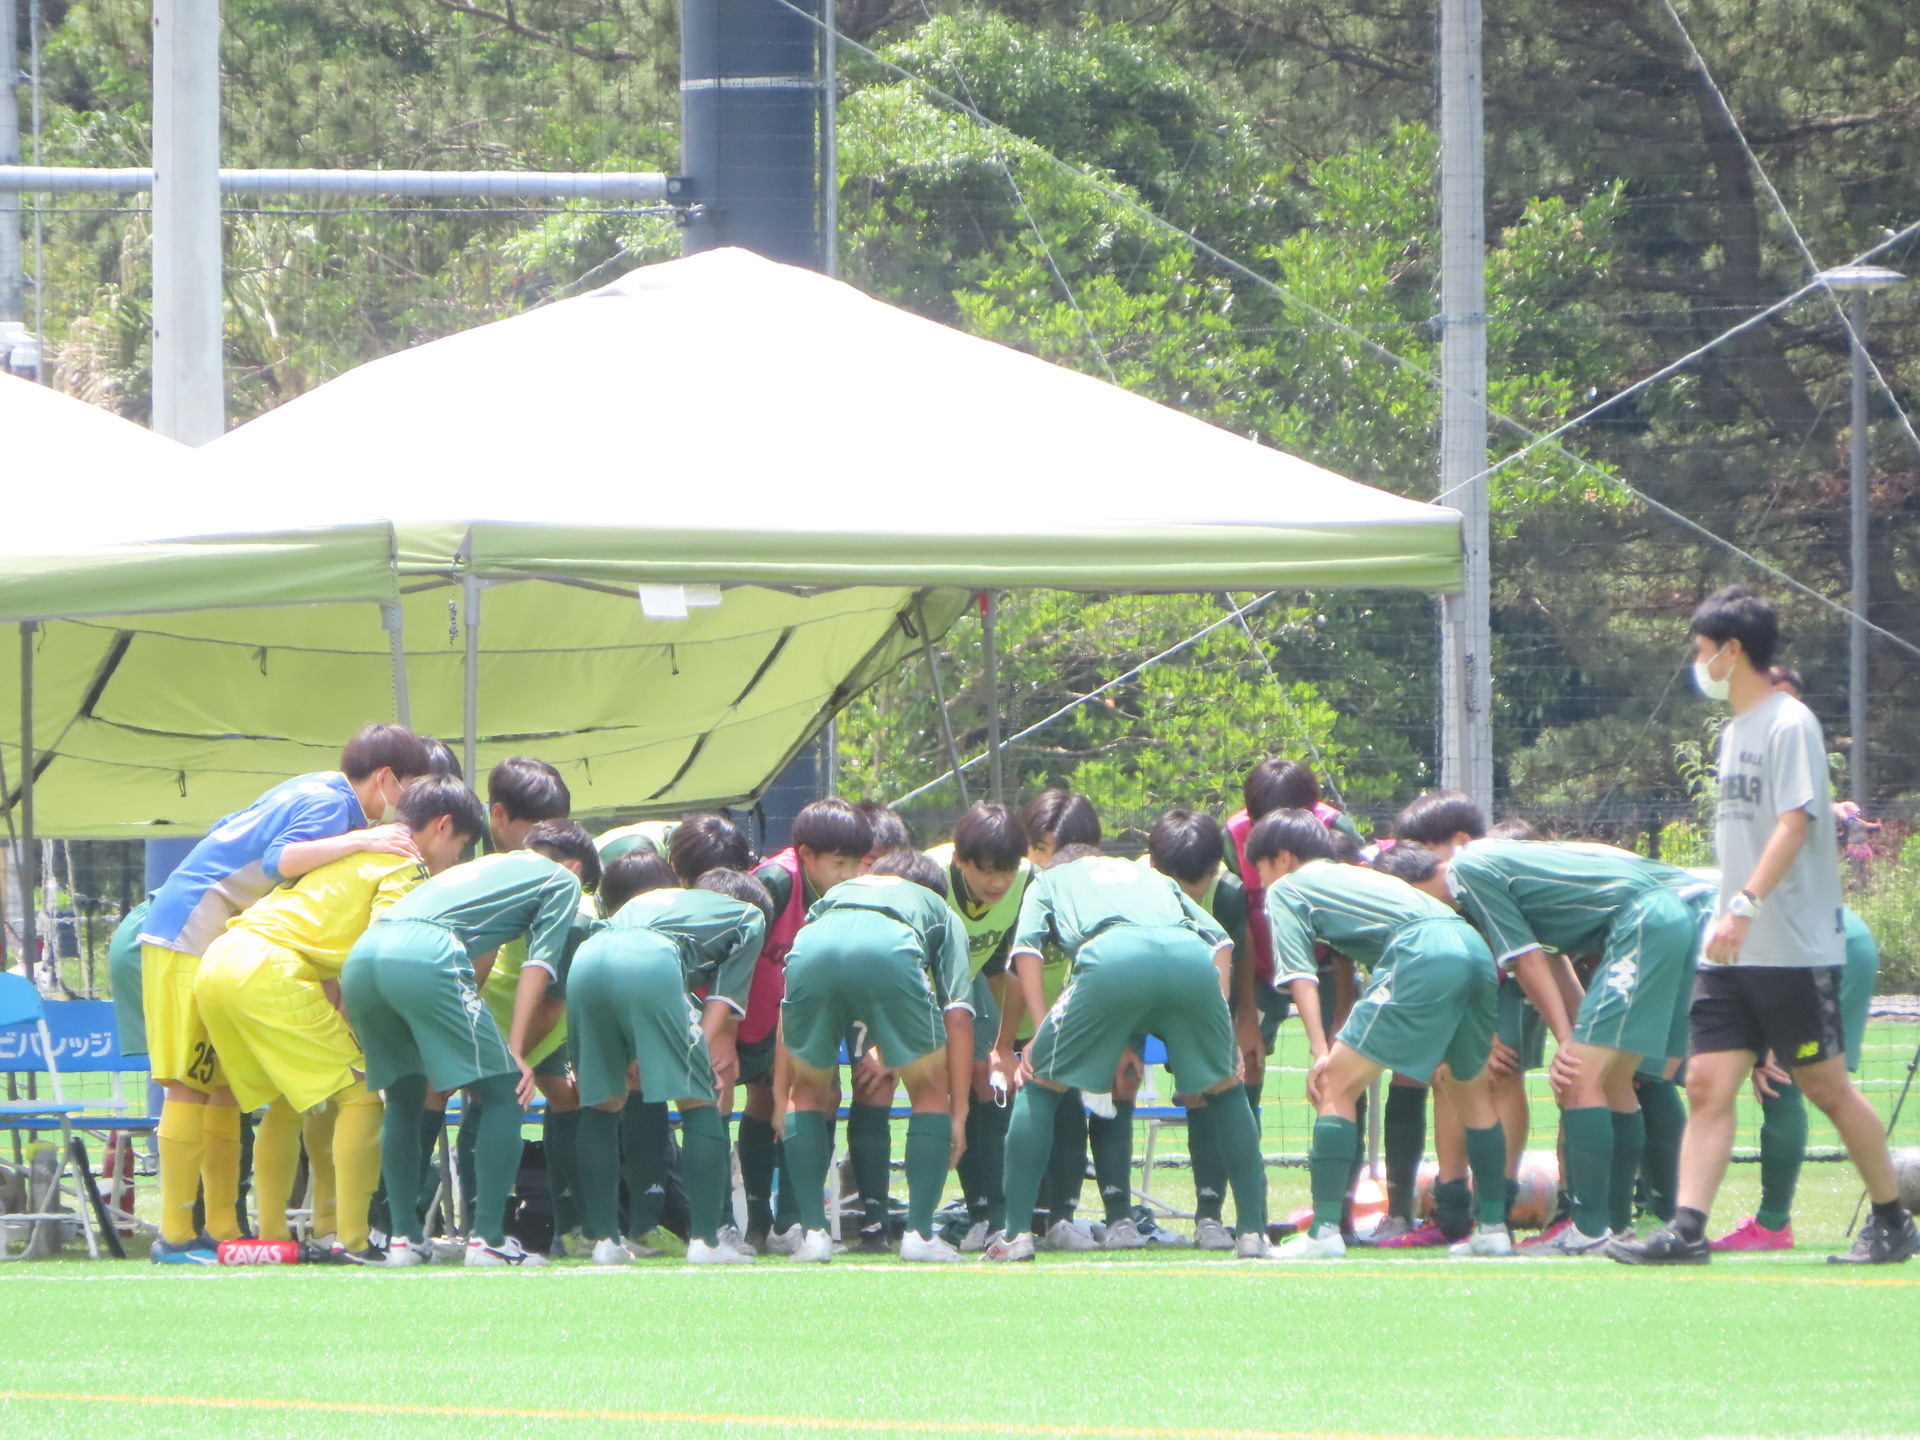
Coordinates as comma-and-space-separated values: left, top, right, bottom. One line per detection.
514, 1057, 539, 1108
1306, 1053, 1332, 1105
1487, 1037, 1520, 1080
1547, 1045, 1579, 1100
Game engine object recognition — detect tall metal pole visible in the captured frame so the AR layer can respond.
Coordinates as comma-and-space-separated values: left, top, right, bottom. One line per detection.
462, 576, 482, 796
0, 0, 22, 327
1436, 0, 1493, 812
151, 0, 224, 443
18, 623, 36, 983
1849, 287, 1870, 806
982, 593, 1004, 804
383, 602, 412, 731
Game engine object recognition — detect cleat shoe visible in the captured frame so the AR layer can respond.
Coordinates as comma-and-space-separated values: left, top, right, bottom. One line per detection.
1044, 1219, 1098, 1252
1607, 1224, 1709, 1266
548, 1228, 587, 1260
1274, 1224, 1346, 1259
855, 1224, 892, 1255
590, 1237, 637, 1266
714, 1225, 755, 1261
339, 1244, 387, 1266
1102, 1218, 1149, 1251
429, 1237, 468, 1262
149, 1236, 218, 1265
1450, 1224, 1514, 1257
764, 1224, 805, 1257
383, 1237, 432, 1267
1194, 1218, 1237, 1252
1712, 1216, 1793, 1252
632, 1228, 686, 1258
1367, 1215, 1411, 1245
1828, 1214, 1919, 1266
900, 1230, 964, 1263
1526, 1222, 1610, 1257
960, 1220, 991, 1254
983, 1230, 1036, 1262
465, 1235, 549, 1267
1375, 1220, 1449, 1250
1142, 1222, 1189, 1248
1233, 1231, 1275, 1260
1517, 1217, 1574, 1252
687, 1237, 755, 1265
792, 1228, 833, 1263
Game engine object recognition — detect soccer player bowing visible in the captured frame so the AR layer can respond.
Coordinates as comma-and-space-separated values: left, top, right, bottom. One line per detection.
779, 851, 975, 1263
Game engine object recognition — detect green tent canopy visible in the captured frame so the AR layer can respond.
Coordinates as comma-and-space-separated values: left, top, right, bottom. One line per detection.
1, 249, 1459, 836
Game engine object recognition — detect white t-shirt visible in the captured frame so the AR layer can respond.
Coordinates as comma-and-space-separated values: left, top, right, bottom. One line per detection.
1713, 692, 1845, 968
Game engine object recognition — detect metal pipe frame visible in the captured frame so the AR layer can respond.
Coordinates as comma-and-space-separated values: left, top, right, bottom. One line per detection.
0, 167, 680, 201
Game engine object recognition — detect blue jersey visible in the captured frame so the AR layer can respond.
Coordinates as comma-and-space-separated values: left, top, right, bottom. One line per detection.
139, 771, 367, 957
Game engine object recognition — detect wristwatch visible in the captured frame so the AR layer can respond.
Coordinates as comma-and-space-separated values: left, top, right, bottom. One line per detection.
1728, 890, 1761, 920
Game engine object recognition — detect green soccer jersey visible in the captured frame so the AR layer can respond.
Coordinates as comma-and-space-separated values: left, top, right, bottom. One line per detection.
1013, 854, 1228, 973
926, 842, 1033, 979
376, 850, 585, 971
611, 886, 767, 1013
596, 820, 679, 864
1447, 839, 1713, 966
804, 874, 973, 1009
1205, 870, 1251, 955
1264, 860, 1457, 981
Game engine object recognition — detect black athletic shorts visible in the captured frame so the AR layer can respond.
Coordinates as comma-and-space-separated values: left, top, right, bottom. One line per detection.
736, 1030, 777, 1086
1688, 965, 1845, 1068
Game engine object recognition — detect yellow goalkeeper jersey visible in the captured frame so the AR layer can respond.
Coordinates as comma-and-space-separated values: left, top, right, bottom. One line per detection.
226, 852, 429, 976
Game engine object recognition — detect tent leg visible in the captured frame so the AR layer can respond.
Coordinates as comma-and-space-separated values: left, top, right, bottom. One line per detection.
18, 622, 36, 984
462, 577, 481, 791
982, 593, 1004, 804
383, 602, 412, 730
915, 601, 968, 809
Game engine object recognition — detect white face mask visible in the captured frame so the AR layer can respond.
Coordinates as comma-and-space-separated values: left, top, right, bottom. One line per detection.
1692, 644, 1732, 701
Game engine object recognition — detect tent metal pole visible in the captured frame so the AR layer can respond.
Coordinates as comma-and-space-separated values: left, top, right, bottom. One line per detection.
462, 577, 481, 790
18, 622, 36, 982
382, 602, 411, 730
915, 601, 968, 809
982, 592, 1004, 804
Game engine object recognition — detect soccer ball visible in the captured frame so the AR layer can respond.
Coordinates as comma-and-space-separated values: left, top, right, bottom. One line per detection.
1891, 1147, 1920, 1211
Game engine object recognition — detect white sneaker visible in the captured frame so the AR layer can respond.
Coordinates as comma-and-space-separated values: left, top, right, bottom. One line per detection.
429, 1237, 468, 1262
590, 1237, 636, 1266
900, 1230, 964, 1263
383, 1237, 432, 1268
713, 1224, 755, 1260
1449, 1223, 1514, 1257
765, 1224, 805, 1257
983, 1230, 1036, 1262
1045, 1219, 1098, 1252
792, 1228, 833, 1263
1274, 1223, 1347, 1259
1234, 1230, 1275, 1259
687, 1237, 755, 1265
1195, 1218, 1237, 1252
1103, 1217, 1149, 1250
959, 1220, 991, 1254
465, 1235, 550, 1267
1528, 1222, 1610, 1257
1369, 1215, 1412, 1245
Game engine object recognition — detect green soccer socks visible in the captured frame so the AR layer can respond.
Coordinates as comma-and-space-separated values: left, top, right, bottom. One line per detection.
1464, 1123, 1509, 1228
905, 1112, 951, 1239
1043, 1095, 1089, 1229
380, 1075, 430, 1246
1636, 1076, 1685, 1223
1187, 1100, 1225, 1222
681, 1105, 730, 1248
1609, 1107, 1646, 1235
1209, 1083, 1269, 1236
1005, 1083, 1067, 1239
544, 1105, 584, 1238
468, 1072, 526, 1249
620, 1101, 672, 1238
1564, 1105, 1614, 1237
1089, 1102, 1136, 1225
1757, 1082, 1809, 1232
737, 1114, 777, 1236
848, 1103, 893, 1232
1310, 1115, 1359, 1231
575, 1107, 623, 1242
963, 1100, 1010, 1231
782, 1110, 833, 1234
1383, 1084, 1427, 1223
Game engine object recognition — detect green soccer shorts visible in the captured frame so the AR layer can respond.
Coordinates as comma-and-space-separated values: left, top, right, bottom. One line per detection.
736, 1030, 776, 1086
109, 934, 147, 1058
1027, 925, 1234, 1095
1571, 888, 1698, 1061
567, 929, 716, 1108
782, 910, 953, 1072
970, 972, 1000, 1063
1495, 973, 1545, 1071
341, 919, 516, 1094
1336, 918, 1498, 1084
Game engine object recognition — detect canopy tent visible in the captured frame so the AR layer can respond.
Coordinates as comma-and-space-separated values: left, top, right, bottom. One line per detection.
0, 248, 1461, 837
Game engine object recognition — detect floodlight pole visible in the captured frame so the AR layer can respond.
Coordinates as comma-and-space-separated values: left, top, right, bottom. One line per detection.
151, 0, 224, 444
1436, 0, 1494, 813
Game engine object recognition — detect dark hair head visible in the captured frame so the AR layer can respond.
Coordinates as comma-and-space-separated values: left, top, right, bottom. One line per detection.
599, 851, 677, 915
791, 798, 872, 860
395, 774, 487, 843
1243, 758, 1321, 821
525, 819, 601, 891
669, 814, 753, 885
1488, 816, 1541, 842
1768, 665, 1805, 698
1148, 809, 1226, 886
1329, 829, 1364, 865
1244, 810, 1337, 867
488, 756, 571, 824
1394, 791, 1488, 846
1689, 585, 1778, 669
1045, 842, 1105, 869
1370, 840, 1441, 886
867, 848, 948, 898
695, 867, 778, 928
951, 802, 1028, 872
1020, 790, 1101, 850
421, 737, 463, 781
858, 802, 913, 856
340, 724, 431, 784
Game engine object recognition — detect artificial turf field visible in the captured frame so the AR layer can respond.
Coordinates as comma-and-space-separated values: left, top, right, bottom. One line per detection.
7, 1164, 1918, 1440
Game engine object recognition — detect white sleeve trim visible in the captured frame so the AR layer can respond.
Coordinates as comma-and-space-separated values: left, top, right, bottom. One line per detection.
943, 1001, 978, 1016
523, 957, 559, 979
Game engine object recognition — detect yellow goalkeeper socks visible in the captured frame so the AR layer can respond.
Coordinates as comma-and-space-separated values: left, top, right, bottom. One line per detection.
156, 1099, 207, 1245
332, 1083, 385, 1253
303, 1101, 339, 1239
200, 1103, 244, 1242
251, 1100, 303, 1241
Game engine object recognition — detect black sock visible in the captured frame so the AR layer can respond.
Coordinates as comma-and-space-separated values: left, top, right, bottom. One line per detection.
1673, 1205, 1707, 1243
1872, 1198, 1908, 1230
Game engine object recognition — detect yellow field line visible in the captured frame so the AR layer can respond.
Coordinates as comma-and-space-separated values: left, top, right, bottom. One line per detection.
0, 1390, 1496, 1440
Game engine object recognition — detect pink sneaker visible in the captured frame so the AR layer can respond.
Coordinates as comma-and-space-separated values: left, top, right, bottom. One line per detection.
1374, 1220, 1448, 1250
1516, 1216, 1573, 1252
1711, 1216, 1793, 1252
